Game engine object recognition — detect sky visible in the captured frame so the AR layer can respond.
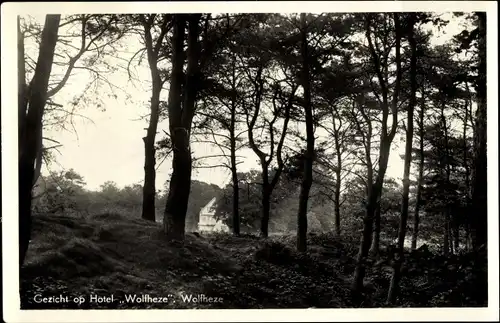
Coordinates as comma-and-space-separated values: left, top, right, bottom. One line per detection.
25, 11, 467, 191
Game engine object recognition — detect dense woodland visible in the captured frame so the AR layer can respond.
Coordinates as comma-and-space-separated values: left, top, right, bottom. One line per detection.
17, 12, 488, 308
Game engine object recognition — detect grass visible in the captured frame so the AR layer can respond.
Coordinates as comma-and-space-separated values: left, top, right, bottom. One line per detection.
20, 212, 488, 309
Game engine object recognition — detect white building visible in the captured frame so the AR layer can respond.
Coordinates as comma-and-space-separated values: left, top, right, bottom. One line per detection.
198, 197, 230, 233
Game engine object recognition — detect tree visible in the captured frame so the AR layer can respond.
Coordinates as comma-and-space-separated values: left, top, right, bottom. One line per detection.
160, 13, 258, 239
244, 74, 297, 238
178, 14, 265, 235
138, 14, 172, 222
469, 12, 487, 251
315, 61, 360, 236
352, 13, 403, 293
406, 23, 466, 251
323, 105, 354, 236
387, 13, 418, 305
194, 34, 248, 235
19, 14, 61, 266
162, 14, 192, 239
19, 14, 125, 265
296, 13, 314, 252
32, 169, 88, 215
348, 91, 380, 255
410, 82, 426, 251
458, 80, 475, 250
230, 14, 299, 238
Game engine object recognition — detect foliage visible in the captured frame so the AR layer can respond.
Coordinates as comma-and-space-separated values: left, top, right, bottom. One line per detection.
33, 169, 221, 230
32, 169, 88, 216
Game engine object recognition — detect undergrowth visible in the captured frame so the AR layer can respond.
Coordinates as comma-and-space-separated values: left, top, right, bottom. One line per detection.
20, 212, 488, 309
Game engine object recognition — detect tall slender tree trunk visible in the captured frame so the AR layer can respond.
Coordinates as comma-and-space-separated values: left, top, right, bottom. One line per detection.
142, 62, 161, 222
297, 13, 314, 252
352, 13, 402, 294
230, 135, 240, 235
18, 16, 27, 142
466, 229, 471, 251
257, 85, 295, 238
449, 218, 454, 254
245, 65, 272, 238
386, 13, 417, 305
441, 97, 453, 256
470, 12, 487, 251
164, 136, 192, 239
369, 203, 381, 257
453, 218, 459, 252
333, 121, 342, 236
229, 60, 240, 235
231, 165, 240, 235
411, 189, 422, 250
33, 126, 43, 187
443, 212, 450, 255
411, 87, 425, 251
142, 135, 157, 221
352, 181, 383, 292
334, 168, 341, 236
164, 14, 200, 240
260, 173, 271, 238
19, 15, 61, 266
141, 16, 170, 221
463, 95, 472, 251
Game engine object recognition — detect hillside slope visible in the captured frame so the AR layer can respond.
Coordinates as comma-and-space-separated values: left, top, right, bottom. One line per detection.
20, 213, 487, 309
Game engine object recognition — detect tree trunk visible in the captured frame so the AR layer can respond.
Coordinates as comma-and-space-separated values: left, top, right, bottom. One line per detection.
463, 95, 471, 194
230, 149, 240, 235
465, 226, 471, 251
462, 95, 471, 251
164, 136, 192, 240
297, 13, 314, 252
470, 12, 487, 251
387, 13, 417, 304
297, 171, 312, 252
33, 127, 43, 187
369, 203, 381, 257
260, 173, 271, 238
142, 86, 160, 222
353, 12, 402, 294
229, 66, 240, 235
19, 15, 61, 266
142, 135, 157, 221
440, 84, 453, 256
411, 87, 425, 251
387, 15, 417, 304
334, 168, 341, 235
263, 84, 296, 237
449, 221, 455, 254
331, 111, 343, 236
444, 212, 450, 255
352, 182, 382, 292
18, 16, 27, 146
163, 14, 195, 240
141, 16, 170, 222
141, 69, 160, 222
411, 184, 422, 250
453, 219, 459, 252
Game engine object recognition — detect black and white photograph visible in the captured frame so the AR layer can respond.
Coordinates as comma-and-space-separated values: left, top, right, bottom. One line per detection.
2, 1, 498, 322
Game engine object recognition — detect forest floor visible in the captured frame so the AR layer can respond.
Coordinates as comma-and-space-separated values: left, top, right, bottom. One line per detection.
20, 212, 488, 309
